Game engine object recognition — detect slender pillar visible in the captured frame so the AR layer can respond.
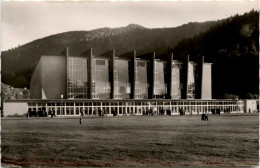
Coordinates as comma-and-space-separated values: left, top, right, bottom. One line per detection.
81, 48, 93, 99
89, 48, 93, 99
131, 51, 136, 99
167, 53, 173, 99
65, 47, 69, 99
197, 56, 204, 99
181, 54, 189, 99
110, 49, 115, 99
149, 52, 155, 99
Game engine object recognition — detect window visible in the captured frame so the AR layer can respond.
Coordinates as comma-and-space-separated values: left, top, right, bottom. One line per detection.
96, 60, 105, 65
92, 59, 111, 98
137, 62, 145, 67
67, 57, 88, 99
114, 59, 131, 98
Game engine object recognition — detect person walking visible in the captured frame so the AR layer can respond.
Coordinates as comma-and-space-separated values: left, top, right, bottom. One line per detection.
79, 117, 82, 125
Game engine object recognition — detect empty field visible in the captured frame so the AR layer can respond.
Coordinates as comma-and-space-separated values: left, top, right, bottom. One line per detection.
1, 114, 259, 167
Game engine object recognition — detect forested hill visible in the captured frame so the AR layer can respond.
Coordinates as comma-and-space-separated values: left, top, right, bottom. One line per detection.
172, 10, 259, 99
2, 10, 259, 99
2, 22, 218, 88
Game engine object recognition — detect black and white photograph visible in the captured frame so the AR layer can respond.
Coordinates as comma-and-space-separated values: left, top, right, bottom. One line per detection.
1, 1, 259, 167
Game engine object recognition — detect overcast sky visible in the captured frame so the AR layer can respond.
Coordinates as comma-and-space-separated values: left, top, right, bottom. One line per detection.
1, 1, 259, 51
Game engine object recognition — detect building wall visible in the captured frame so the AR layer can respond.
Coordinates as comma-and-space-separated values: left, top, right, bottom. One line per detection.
3, 102, 28, 116
30, 58, 43, 99
154, 61, 167, 98
41, 55, 66, 99
171, 61, 183, 99
201, 63, 212, 99
30, 50, 213, 100
244, 99, 259, 113
13, 99, 245, 117
181, 55, 189, 99
187, 62, 198, 99
3, 99, 248, 117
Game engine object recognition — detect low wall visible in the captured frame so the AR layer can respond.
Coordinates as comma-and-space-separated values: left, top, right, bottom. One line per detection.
244, 99, 259, 113
3, 102, 28, 117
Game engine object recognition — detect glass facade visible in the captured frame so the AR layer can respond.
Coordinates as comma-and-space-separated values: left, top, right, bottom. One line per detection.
171, 61, 183, 99
187, 62, 198, 99
154, 61, 167, 98
65, 55, 206, 100
92, 59, 111, 99
135, 60, 150, 99
27, 99, 246, 117
114, 59, 131, 99
67, 56, 88, 99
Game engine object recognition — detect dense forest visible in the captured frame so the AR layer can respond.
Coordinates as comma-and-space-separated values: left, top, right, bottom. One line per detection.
171, 10, 259, 99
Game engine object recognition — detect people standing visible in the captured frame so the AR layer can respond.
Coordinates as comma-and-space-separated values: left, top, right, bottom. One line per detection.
81, 110, 85, 118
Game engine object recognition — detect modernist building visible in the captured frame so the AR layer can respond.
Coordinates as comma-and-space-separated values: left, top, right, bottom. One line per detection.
30, 47, 212, 100
4, 47, 251, 117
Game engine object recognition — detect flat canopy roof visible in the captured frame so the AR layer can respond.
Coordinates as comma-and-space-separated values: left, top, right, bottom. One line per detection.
4, 99, 245, 103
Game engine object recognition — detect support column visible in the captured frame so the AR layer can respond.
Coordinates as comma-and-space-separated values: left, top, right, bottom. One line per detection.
117, 102, 119, 114
170, 102, 172, 114
149, 52, 155, 99
101, 102, 103, 114
131, 51, 136, 99
81, 48, 93, 99
197, 56, 204, 99
110, 49, 115, 99
167, 53, 173, 99
91, 102, 93, 116
65, 47, 69, 99
207, 101, 209, 114
177, 101, 179, 113
182, 54, 189, 99
73, 102, 76, 116
109, 102, 111, 114
89, 48, 93, 99
126, 102, 128, 115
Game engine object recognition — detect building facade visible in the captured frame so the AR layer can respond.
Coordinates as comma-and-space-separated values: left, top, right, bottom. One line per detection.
4, 47, 258, 117
30, 47, 212, 100
4, 99, 248, 117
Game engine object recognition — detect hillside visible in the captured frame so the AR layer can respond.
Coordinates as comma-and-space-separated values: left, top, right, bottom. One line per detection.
1, 10, 259, 99
2, 22, 217, 88
171, 10, 259, 99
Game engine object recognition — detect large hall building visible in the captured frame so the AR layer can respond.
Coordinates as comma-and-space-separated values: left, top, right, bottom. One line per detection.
30, 47, 212, 100
4, 47, 253, 117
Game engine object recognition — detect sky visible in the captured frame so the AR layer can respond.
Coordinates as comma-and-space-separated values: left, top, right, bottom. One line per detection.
1, 1, 259, 51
